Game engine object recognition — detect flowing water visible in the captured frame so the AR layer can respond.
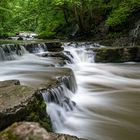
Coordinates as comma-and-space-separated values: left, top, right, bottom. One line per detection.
130, 20, 140, 47
0, 42, 140, 140
46, 43, 140, 140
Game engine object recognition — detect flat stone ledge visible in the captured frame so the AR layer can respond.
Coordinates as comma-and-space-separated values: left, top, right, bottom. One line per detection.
90, 46, 140, 63
0, 80, 51, 131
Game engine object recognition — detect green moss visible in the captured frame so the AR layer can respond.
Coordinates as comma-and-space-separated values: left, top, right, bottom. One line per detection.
128, 47, 140, 61
38, 32, 56, 39
0, 83, 52, 132
108, 32, 123, 39
25, 94, 52, 132
0, 131, 17, 140
95, 47, 123, 62
94, 46, 140, 63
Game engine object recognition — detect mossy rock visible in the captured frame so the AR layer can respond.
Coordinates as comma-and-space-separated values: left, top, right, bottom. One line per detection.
0, 122, 86, 140
44, 42, 63, 52
0, 80, 52, 131
93, 46, 140, 63
94, 47, 124, 62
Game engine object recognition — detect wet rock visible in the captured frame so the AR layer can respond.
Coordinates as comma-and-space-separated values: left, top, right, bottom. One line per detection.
17, 37, 23, 40
0, 44, 26, 61
36, 68, 77, 93
23, 43, 48, 53
16, 32, 38, 40
0, 80, 52, 131
0, 122, 86, 140
0, 68, 76, 131
45, 42, 64, 52
39, 52, 73, 64
92, 46, 140, 63
0, 80, 20, 88
112, 37, 132, 47
24, 42, 63, 53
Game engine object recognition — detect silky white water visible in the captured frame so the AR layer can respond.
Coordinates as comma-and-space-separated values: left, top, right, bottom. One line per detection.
47, 44, 140, 140
0, 42, 140, 140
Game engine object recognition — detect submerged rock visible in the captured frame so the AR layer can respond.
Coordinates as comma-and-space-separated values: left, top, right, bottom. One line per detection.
0, 80, 52, 131
0, 122, 86, 140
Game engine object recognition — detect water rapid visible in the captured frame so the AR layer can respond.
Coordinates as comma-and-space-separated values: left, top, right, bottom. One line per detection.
0, 42, 140, 140
46, 43, 140, 140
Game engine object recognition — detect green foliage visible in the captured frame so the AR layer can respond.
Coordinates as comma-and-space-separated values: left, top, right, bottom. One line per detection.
106, 0, 140, 26
108, 32, 123, 38
38, 32, 56, 39
106, 3, 130, 26
0, 0, 140, 38
94, 46, 140, 63
1, 130, 17, 140
26, 96, 52, 132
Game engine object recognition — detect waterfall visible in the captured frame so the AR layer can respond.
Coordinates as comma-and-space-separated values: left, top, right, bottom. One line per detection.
130, 20, 140, 47
57, 74, 77, 93
42, 42, 140, 140
63, 42, 102, 63
0, 44, 27, 61
23, 43, 48, 53
0, 41, 139, 140
0, 43, 48, 61
42, 42, 102, 133
42, 74, 77, 131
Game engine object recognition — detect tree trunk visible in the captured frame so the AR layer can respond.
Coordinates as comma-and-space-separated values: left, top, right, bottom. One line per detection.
63, 8, 69, 24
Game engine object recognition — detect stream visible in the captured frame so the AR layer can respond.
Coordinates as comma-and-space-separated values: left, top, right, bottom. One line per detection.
0, 42, 140, 140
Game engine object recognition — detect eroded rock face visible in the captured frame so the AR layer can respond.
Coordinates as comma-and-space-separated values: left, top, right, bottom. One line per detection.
38, 52, 73, 64
45, 42, 64, 52
92, 46, 140, 63
0, 80, 52, 131
24, 42, 63, 53
0, 122, 86, 140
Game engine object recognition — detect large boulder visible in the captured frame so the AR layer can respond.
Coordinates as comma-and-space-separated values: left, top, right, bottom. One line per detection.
0, 80, 52, 131
0, 122, 86, 140
0, 68, 77, 131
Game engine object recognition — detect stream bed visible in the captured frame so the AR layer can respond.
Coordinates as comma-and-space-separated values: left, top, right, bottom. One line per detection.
0, 42, 140, 140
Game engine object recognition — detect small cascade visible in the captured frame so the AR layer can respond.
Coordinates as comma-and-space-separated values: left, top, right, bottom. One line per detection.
41, 72, 77, 131
0, 40, 139, 140
24, 43, 48, 53
57, 71, 77, 93
42, 84, 74, 106
42, 84, 77, 130
0, 43, 49, 61
130, 20, 140, 46
74, 48, 95, 63
0, 44, 27, 61
46, 102, 75, 130
63, 42, 101, 63
63, 51, 75, 64
42, 72, 77, 104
